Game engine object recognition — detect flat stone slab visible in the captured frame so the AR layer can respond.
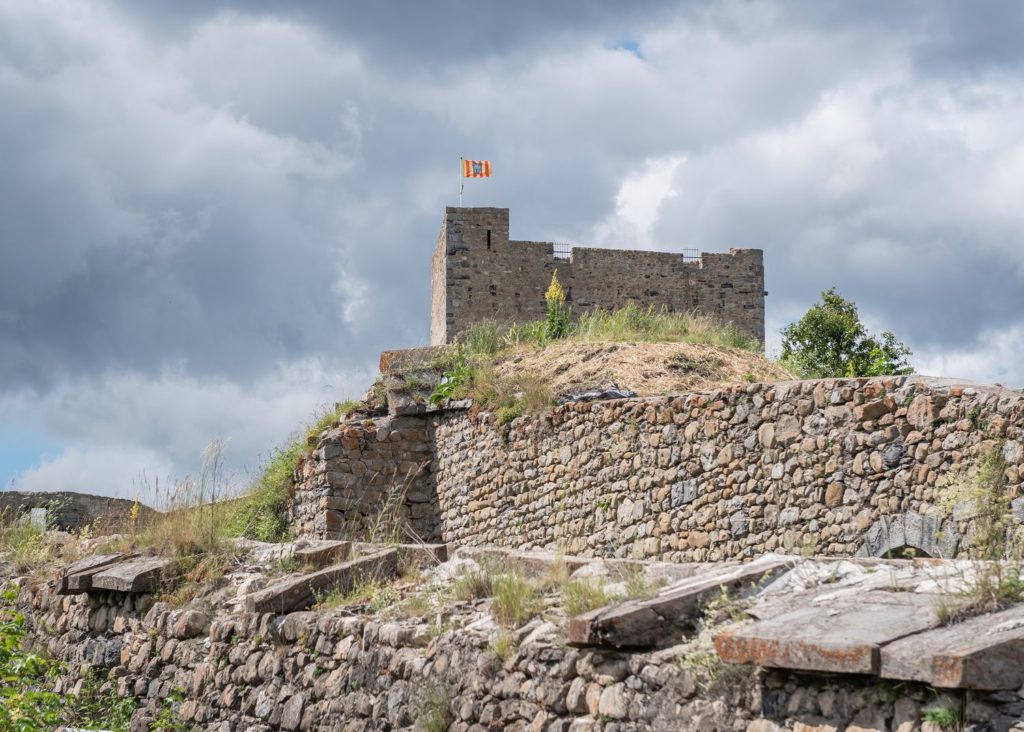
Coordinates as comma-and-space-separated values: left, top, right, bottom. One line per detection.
91, 556, 175, 593
714, 590, 940, 674
569, 555, 794, 648
881, 602, 1024, 689
354, 544, 446, 565
59, 553, 127, 594
245, 548, 398, 614
294, 541, 350, 568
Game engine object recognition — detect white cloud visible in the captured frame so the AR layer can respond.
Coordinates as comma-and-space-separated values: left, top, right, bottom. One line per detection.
3, 359, 375, 502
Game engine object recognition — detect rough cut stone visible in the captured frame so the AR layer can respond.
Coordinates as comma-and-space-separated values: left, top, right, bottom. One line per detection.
881, 602, 1024, 689
91, 556, 174, 593
714, 591, 941, 674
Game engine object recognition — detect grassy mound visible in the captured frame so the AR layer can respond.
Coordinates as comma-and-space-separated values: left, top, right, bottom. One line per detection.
430, 304, 791, 422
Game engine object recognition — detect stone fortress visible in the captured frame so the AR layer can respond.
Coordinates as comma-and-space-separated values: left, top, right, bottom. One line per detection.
430, 207, 766, 346
12, 204, 1024, 732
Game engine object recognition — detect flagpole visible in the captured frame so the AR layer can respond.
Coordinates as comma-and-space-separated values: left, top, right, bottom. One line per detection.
459, 157, 464, 206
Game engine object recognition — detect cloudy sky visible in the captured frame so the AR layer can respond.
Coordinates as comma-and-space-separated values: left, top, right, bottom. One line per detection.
2, 0, 1023, 502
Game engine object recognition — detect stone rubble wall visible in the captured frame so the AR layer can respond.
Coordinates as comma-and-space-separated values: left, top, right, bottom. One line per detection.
17, 581, 1024, 731
289, 415, 440, 543
430, 207, 765, 345
432, 376, 1024, 560
0, 490, 153, 532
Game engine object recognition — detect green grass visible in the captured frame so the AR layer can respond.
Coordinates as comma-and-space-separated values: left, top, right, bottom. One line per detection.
490, 572, 542, 628
458, 303, 759, 358
572, 302, 759, 350
922, 704, 960, 729
314, 578, 399, 612
225, 400, 355, 543
562, 578, 613, 616
451, 565, 495, 602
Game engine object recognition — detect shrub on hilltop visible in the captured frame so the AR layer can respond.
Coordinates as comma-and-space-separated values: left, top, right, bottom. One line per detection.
780, 288, 912, 379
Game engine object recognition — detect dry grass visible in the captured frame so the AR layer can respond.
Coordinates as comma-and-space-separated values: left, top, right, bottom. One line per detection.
0, 509, 52, 572
494, 340, 792, 398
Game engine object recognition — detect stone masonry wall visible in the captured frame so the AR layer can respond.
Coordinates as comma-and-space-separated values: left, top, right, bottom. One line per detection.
17, 580, 1024, 731
289, 415, 440, 542
432, 377, 1024, 561
429, 207, 765, 345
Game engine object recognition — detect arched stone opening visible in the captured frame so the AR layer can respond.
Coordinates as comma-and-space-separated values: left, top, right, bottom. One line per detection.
857, 511, 960, 559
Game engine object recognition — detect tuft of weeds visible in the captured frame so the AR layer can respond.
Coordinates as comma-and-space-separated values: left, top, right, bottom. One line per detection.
616, 565, 663, 601
365, 461, 429, 545
922, 703, 962, 729
490, 571, 542, 628
415, 681, 453, 732
314, 578, 399, 612
562, 578, 614, 616
678, 587, 753, 697
451, 565, 495, 602
488, 631, 517, 664
0, 509, 52, 571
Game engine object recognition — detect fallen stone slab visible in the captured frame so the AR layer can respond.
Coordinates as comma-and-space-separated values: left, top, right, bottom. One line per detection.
714, 590, 940, 674
352, 542, 447, 568
294, 541, 350, 568
568, 555, 794, 648
881, 602, 1024, 689
59, 553, 127, 594
244, 548, 398, 614
91, 556, 175, 593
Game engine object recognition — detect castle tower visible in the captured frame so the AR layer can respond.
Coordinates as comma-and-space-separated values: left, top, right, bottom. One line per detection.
431, 207, 765, 346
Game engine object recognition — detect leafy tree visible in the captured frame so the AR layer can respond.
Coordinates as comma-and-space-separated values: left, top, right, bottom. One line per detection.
0, 587, 63, 732
780, 288, 912, 378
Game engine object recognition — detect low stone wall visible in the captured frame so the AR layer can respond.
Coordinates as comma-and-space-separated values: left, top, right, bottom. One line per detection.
432, 377, 1024, 560
290, 415, 439, 542
17, 580, 1024, 731
0, 491, 152, 532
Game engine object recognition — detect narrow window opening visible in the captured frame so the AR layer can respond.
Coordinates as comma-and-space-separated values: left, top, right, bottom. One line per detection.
486, 229, 492, 250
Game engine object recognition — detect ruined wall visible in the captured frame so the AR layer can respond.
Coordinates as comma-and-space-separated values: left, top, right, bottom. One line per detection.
17, 580, 1024, 731
0, 491, 152, 532
432, 377, 1024, 561
430, 207, 765, 345
289, 415, 440, 542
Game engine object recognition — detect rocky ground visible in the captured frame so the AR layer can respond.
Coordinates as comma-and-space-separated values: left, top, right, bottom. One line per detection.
7, 538, 1024, 731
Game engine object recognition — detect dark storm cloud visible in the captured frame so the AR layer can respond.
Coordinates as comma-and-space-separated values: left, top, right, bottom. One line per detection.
110, 0, 689, 65
2, 0, 1023, 497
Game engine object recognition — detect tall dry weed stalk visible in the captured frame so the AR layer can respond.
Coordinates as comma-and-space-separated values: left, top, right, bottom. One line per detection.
935, 442, 1024, 623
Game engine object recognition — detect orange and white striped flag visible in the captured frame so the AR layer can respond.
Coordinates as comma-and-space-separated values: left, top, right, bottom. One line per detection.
462, 159, 492, 178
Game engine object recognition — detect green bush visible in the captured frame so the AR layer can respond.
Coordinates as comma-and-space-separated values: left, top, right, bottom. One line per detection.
0, 586, 63, 731
63, 667, 138, 732
780, 288, 912, 378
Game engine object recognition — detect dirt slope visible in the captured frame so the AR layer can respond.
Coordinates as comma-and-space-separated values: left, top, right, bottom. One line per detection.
493, 340, 793, 398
